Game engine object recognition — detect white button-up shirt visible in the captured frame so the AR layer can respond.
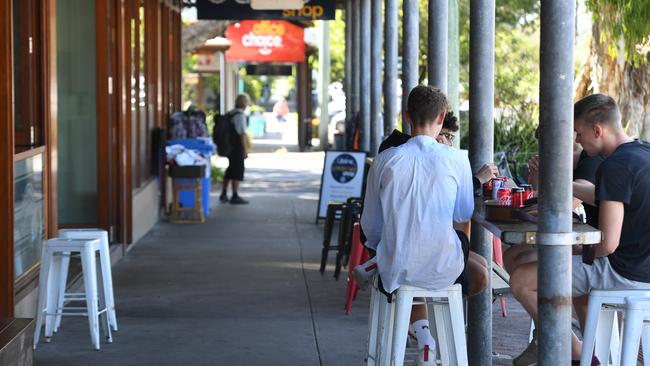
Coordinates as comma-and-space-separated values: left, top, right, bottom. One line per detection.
360, 135, 474, 293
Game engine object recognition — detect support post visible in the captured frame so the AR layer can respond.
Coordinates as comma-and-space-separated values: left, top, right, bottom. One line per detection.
448, 0, 460, 147
344, 0, 352, 136
468, 0, 495, 364
383, 0, 398, 136
359, 0, 371, 152
369, 0, 382, 156
350, 0, 361, 149
401, 0, 418, 135
428, 0, 448, 92
537, 0, 575, 364
318, 20, 330, 149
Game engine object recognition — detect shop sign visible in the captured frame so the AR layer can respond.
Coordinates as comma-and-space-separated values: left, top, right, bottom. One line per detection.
225, 20, 305, 62
316, 151, 367, 219
195, 0, 335, 21
194, 53, 220, 73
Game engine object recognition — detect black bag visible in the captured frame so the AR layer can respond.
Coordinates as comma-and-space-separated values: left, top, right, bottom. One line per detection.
212, 111, 240, 156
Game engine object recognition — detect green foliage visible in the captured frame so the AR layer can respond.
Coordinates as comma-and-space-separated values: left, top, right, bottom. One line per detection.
456, 0, 540, 167
585, 0, 650, 66
211, 165, 224, 184
455, 0, 540, 175
240, 69, 265, 103
182, 53, 198, 106
328, 10, 347, 83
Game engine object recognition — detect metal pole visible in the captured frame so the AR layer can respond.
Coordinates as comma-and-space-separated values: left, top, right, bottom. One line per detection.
428, 0, 448, 92
345, 0, 352, 145
359, 0, 371, 152
537, 0, 575, 364
352, 0, 361, 116
319, 20, 331, 149
468, 0, 494, 364
345, 0, 361, 149
383, 0, 398, 136
369, 0, 382, 156
401, 0, 418, 135
448, 0, 460, 148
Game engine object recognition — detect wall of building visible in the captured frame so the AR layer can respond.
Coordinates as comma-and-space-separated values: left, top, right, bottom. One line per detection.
1, 0, 183, 316
132, 179, 161, 245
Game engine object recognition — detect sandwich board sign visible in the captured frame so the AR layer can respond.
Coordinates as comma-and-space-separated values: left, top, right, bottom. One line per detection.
316, 150, 366, 220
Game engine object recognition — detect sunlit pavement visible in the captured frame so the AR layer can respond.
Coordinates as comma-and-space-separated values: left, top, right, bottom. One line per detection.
34, 142, 531, 365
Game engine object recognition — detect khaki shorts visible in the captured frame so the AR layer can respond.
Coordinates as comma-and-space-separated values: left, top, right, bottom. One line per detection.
572, 255, 650, 296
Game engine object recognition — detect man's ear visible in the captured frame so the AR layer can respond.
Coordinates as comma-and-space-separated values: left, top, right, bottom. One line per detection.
593, 123, 604, 138
436, 111, 446, 125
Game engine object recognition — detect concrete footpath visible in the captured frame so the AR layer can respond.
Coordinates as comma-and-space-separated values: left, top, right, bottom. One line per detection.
34, 147, 531, 366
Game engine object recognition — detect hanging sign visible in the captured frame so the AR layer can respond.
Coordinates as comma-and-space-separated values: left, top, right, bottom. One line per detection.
195, 0, 334, 21
193, 53, 220, 73
316, 151, 367, 220
225, 20, 305, 62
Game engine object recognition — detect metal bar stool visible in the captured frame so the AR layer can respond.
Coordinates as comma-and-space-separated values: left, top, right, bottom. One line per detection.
34, 238, 112, 350
55, 229, 117, 332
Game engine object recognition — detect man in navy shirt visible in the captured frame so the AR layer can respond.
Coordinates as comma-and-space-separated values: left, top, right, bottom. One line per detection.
571, 94, 650, 360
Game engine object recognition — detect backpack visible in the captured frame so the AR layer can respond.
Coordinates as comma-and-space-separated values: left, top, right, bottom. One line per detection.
212, 111, 240, 156
185, 110, 208, 138
169, 111, 187, 139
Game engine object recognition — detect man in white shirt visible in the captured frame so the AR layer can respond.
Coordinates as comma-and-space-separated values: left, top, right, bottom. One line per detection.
360, 85, 474, 365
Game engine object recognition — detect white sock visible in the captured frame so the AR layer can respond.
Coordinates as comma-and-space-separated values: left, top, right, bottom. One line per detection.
410, 319, 436, 350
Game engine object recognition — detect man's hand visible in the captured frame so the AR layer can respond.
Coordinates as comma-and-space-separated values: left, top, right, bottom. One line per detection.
243, 151, 248, 159
474, 163, 499, 184
528, 155, 539, 189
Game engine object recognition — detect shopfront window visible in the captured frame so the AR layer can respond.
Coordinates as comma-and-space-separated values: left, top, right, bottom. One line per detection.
13, 0, 43, 153
14, 153, 45, 278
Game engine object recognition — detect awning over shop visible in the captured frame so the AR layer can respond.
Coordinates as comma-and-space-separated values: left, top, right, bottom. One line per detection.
195, 0, 334, 21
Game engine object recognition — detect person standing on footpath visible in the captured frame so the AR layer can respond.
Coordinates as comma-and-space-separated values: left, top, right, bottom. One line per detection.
220, 94, 250, 205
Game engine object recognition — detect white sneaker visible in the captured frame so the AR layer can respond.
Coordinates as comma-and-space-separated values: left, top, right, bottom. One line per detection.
352, 257, 378, 289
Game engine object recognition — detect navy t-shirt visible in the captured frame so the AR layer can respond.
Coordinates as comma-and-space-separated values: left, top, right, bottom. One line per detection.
378, 129, 410, 154
595, 140, 650, 282
574, 150, 604, 228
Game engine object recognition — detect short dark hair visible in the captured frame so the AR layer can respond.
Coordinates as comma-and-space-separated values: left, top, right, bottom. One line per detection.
235, 94, 250, 109
407, 85, 448, 128
442, 110, 459, 132
574, 94, 621, 129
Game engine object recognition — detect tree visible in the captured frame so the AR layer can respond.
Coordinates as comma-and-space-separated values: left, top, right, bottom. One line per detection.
577, 0, 650, 140
457, 0, 541, 166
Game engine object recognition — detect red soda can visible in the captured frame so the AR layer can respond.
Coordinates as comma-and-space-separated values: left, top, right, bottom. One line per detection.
482, 179, 493, 198
511, 187, 525, 207
520, 184, 534, 200
497, 188, 512, 206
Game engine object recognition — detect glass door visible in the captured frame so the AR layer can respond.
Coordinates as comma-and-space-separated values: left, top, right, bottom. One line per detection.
56, 0, 99, 226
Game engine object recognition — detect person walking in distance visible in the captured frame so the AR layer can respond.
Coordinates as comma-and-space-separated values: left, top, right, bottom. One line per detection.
220, 94, 250, 204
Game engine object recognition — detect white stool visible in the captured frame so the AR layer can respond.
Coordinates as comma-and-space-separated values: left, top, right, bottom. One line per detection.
580, 289, 650, 366
365, 276, 380, 365
56, 229, 117, 332
620, 297, 650, 366
367, 283, 467, 366
34, 238, 112, 350
366, 276, 392, 366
